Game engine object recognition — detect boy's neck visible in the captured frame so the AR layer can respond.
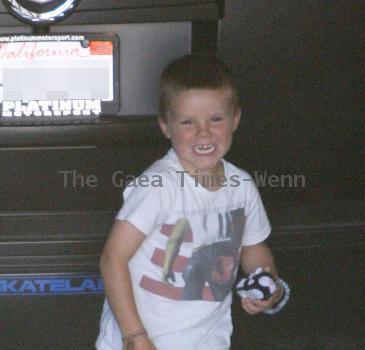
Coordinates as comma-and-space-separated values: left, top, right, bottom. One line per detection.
186, 161, 225, 192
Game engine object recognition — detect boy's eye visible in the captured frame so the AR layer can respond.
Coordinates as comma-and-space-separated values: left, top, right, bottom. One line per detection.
180, 119, 192, 125
211, 115, 223, 122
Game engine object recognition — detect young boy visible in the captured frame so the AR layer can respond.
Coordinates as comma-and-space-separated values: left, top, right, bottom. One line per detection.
96, 54, 284, 350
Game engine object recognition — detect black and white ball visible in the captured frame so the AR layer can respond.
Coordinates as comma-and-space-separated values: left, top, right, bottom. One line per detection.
236, 268, 277, 300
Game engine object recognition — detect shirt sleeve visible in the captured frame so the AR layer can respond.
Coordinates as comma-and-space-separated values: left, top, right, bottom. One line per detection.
241, 180, 271, 246
116, 174, 173, 236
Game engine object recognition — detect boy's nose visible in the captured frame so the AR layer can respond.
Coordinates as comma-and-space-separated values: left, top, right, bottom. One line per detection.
196, 122, 211, 137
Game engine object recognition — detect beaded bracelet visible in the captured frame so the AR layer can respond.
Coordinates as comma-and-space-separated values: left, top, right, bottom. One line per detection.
122, 328, 148, 348
264, 278, 290, 315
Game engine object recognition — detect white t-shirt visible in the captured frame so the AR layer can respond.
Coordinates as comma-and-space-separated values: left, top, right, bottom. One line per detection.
96, 149, 271, 350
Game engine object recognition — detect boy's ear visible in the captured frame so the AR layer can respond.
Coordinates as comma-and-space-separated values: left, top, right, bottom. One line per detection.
232, 108, 241, 132
158, 116, 170, 139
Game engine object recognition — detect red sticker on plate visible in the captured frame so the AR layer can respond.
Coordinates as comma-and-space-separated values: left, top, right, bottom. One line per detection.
89, 41, 113, 55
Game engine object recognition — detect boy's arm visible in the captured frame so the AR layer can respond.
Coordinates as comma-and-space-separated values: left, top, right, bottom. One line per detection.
240, 242, 283, 315
100, 219, 156, 349
240, 241, 278, 277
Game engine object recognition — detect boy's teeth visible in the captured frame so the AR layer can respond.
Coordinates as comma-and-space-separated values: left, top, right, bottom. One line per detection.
194, 144, 215, 154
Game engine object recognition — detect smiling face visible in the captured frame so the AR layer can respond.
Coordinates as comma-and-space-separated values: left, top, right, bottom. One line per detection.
159, 88, 241, 178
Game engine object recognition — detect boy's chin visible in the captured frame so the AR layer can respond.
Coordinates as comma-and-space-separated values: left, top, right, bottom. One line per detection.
179, 152, 225, 174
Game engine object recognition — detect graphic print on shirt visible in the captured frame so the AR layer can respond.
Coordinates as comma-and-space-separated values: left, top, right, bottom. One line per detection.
139, 208, 245, 301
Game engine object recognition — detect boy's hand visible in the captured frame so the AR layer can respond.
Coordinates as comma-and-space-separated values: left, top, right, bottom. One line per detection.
128, 335, 158, 350
241, 281, 283, 315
